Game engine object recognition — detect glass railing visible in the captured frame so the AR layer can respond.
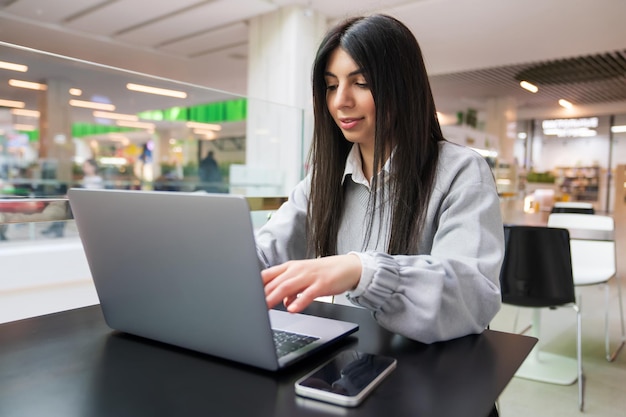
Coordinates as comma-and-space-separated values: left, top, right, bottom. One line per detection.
1, 40, 306, 198
0, 41, 299, 322
0, 195, 285, 246
1, 40, 303, 233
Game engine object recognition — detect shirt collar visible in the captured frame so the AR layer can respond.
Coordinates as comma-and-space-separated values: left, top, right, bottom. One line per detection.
342, 144, 392, 188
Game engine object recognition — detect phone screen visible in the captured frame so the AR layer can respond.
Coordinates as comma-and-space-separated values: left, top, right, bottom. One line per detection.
295, 350, 396, 406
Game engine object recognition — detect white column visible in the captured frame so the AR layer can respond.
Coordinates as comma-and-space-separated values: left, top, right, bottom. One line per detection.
39, 79, 75, 185
485, 97, 517, 165
239, 5, 326, 196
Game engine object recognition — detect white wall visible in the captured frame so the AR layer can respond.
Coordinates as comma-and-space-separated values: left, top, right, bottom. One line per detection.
533, 135, 610, 172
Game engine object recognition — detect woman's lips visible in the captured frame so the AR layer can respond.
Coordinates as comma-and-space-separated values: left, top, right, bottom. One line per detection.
339, 118, 362, 130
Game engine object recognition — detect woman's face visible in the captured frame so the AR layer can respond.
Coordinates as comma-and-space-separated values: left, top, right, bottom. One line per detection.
324, 48, 376, 150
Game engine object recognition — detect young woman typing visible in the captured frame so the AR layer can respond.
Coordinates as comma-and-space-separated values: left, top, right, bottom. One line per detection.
256, 14, 504, 344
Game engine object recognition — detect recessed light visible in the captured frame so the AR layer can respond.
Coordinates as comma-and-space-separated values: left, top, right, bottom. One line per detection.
93, 111, 138, 121
126, 83, 187, 99
0, 98, 25, 108
13, 123, 37, 131
116, 120, 155, 130
0, 60, 28, 72
520, 81, 538, 93
11, 108, 40, 118
69, 99, 115, 111
9, 79, 47, 90
558, 99, 573, 109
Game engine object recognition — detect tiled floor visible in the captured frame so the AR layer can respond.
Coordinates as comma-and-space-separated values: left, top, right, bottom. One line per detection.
492, 282, 626, 416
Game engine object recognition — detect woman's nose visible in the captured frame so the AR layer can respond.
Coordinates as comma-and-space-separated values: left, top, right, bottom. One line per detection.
334, 85, 354, 108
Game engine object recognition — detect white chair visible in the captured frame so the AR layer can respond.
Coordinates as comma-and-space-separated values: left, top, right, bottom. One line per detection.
547, 213, 626, 361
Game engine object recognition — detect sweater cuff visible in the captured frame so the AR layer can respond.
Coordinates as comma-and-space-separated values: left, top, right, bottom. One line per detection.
347, 251, 375, 298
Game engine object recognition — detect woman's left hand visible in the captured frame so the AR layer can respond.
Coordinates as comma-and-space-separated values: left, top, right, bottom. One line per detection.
262, 254, 362, 313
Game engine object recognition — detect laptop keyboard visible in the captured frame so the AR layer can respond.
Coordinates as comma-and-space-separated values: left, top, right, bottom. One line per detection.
272, 329, 319, 358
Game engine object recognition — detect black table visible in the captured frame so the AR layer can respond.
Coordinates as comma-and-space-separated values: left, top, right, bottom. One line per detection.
0, 303, 536, 417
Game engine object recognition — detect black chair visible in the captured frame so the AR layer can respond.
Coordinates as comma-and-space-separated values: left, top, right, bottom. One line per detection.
500, 225, 584, 411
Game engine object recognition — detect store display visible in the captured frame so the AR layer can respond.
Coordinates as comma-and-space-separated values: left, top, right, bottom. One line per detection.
555, 166, 600, 202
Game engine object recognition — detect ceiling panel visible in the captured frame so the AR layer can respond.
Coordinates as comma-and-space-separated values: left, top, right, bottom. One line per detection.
159, 22, 248, 57
2, 0, 102, 23
64, 0, 202, 37
0, 42, 237, 121
1, 0, 625, 120
114, 0, 275, 48
430, 50, 626, 114
272, 0, 418, 19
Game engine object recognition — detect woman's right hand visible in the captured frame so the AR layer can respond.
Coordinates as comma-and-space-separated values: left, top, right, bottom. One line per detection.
262, 254, 362, 313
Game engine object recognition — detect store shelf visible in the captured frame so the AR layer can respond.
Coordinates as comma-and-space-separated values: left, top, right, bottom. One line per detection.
555, 166, 600, 202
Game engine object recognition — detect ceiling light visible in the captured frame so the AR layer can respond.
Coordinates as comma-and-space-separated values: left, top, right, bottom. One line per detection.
0, 60, 28, 72
9, 79, 47, 91
520, 81, 538, 93
93, 111, 138, 121
69, 88, 82, 96
558, 99, 573, 109
0, 98, 25, 108
186, 121, 222, 131
126, 83, 187, 99
612, 125, 626, 133
11, 108, 40, 118
69, 99, 115, 111
116, 120, 155, 130
13, 123, 37, 131
193, 129, 217, 139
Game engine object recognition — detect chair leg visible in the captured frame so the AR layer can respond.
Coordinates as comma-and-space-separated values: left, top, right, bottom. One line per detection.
512, 307, 532, 335
606, 274, 626, 362
573, 303, 584, 412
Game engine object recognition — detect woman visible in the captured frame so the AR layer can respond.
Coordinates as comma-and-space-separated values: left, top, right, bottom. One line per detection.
256, 14, 504, 344
81, 158, 104, 190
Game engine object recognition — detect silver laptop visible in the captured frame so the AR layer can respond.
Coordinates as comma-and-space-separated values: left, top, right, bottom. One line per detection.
68, 188, 358, 371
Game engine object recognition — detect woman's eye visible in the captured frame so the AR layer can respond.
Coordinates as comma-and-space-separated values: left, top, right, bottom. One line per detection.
356, 82, 369, 89
326, 84, 338, 91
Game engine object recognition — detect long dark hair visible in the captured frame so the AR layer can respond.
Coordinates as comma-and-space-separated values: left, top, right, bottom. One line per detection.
308, 14, 444, 257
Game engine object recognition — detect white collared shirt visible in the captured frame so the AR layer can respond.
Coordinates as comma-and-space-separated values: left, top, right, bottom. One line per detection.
341, 144, 392, 189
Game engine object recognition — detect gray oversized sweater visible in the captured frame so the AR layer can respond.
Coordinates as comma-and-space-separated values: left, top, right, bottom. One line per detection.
255, 141, 504, 343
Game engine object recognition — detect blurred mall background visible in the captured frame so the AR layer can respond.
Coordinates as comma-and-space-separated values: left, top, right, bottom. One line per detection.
0, 0, 625, 211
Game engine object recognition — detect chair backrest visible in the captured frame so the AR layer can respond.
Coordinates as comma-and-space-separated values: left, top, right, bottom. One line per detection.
500, 225, 576, 307
568, 239, 616, 285
547, 213, 616, 285
551, 202, 594, 214
553, 202, 593, 209
547, 213, 613, 231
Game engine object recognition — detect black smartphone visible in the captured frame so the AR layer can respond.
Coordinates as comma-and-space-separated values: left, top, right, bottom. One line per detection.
294, 350, 396, 407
